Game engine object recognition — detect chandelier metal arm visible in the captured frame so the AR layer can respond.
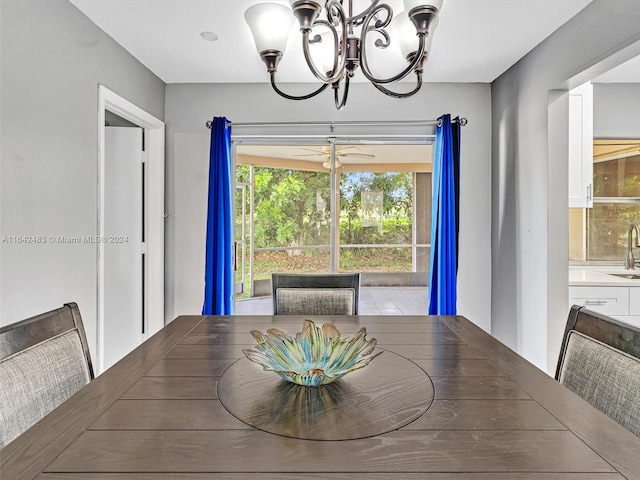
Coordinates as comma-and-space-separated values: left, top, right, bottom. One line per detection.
361, 34, 426, 85
359, 7, 428, 85
360, 3, 393, 49
269, 71, 329, 100
301, 30, 343, 84
301, 15, 347, 84
247, 0, 443, 109
371, 70, 423, 99
333, 76, 350, 110
345, 0, 381, 26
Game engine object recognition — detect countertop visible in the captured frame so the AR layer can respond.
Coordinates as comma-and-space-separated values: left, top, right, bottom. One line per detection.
569, 266, 640, 286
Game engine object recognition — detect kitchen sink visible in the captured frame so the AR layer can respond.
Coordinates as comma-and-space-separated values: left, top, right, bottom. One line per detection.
608, 273, 640, 280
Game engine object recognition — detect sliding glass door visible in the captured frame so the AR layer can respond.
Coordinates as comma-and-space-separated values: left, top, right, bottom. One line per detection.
340, 171, 414, 272
336, 143, 432, 285
235, 141, 432, 298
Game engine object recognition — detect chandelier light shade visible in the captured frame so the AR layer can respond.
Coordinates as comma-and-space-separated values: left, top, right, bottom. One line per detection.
244, 0, 445, 110
244, 3, 295, 55
390, 10, 438, 60
308, 30, 336, 76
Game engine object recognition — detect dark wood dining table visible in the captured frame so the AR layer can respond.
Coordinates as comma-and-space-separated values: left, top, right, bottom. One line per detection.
2, 314, 640, 480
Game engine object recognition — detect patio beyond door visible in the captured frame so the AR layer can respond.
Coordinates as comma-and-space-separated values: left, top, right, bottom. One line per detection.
235, 142, 432, 299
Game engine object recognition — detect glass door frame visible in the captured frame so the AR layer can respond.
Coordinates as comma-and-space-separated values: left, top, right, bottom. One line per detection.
232, 134, 434, 299
234, 182, 249, 295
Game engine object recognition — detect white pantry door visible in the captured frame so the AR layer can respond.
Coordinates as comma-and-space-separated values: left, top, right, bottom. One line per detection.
103, 126, 144, 371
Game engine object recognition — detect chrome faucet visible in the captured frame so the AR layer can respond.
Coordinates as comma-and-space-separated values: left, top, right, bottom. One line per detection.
625, 223, 640, 270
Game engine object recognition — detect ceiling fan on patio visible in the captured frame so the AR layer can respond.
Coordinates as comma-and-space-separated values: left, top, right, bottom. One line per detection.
294, 146, 375, 170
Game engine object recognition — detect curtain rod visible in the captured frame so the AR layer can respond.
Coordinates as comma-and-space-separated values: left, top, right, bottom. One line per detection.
205, 118, 468, 129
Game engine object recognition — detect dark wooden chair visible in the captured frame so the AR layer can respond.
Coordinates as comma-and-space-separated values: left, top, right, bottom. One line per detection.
0, 302, 94, 448
555, 305, 640, 437
271, 273, 360, 315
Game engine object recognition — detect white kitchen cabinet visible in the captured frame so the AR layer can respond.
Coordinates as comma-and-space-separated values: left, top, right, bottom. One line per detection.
629, 287, 640, 315
568, 81, 593, 208
569, 285, 640, 328
569, 285, 629, 316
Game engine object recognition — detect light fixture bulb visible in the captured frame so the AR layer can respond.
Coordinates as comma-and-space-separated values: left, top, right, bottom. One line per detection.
391, 11, 438, 59
309, 30, 336, 75
245, 3, 295, 55
390, 11, 416, 60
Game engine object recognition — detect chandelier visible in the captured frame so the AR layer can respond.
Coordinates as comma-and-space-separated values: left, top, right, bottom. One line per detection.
244, 0, 443, 110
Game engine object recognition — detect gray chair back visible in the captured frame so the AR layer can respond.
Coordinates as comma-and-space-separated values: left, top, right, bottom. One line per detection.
271, 273, 360, 315
556, 305, 640, 437
0, 302, 94, 448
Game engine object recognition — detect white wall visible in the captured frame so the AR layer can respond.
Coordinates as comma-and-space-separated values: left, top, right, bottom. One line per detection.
0, 0, 165, 360
593, 83, 640, 138
164, 82, 493, 331
491, 0, 640, 372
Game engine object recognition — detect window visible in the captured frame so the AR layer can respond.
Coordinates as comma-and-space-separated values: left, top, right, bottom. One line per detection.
570, 140, 640, 261
234, 142, 432, 297
340, 171, 416, 273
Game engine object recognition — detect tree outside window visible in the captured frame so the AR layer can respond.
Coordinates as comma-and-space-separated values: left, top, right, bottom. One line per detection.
586, 147, 640, 260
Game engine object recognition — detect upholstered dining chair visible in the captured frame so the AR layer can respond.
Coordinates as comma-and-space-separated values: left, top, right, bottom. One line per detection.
0, 302, 94, 448
271, 273, 360, 315
555, 305, 640, 437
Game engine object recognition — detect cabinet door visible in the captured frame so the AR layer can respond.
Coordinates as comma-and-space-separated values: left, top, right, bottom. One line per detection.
568, 82, 593, 208
569, 286, 629, 316
629, 287, 640, 315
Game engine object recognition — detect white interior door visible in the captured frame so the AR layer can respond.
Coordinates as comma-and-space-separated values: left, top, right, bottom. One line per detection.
103, 126, 144, 370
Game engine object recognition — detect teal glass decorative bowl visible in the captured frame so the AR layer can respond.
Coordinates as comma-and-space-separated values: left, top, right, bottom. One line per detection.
242, 319, 382, 387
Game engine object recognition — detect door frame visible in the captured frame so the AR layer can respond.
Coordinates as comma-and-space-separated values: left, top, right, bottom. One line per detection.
233, 136, 434, 299
235, 182, 249, 296
97, 85, 165, 373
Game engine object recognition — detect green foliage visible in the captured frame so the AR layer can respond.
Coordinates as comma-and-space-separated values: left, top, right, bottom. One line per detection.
249, 247, 413, 282
339, 218, 412, 244
237, 167, 414, 271
252, 167, 331, 248
588, 155, 640, 260
242, 167, 414, 250
236, 164, 251, 183
340, 172, 413, 244
234, 167, 416, 297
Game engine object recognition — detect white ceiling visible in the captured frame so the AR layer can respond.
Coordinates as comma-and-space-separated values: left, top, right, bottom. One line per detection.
68, 0, 611, 85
